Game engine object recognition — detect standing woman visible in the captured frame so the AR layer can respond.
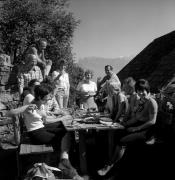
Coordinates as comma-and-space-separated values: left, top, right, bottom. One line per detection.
76, 70, 98, 111
52, 60, 70, 109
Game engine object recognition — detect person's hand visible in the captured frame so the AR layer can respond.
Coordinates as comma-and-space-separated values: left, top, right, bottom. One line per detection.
26, 104, 38, 112
88, 91, 95, 96
59, 70, 64, 75
120, 121, 126, 126
127, 127, 140, 133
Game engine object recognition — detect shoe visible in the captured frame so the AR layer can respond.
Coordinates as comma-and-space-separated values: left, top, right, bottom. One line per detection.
58, 159, 83, 179
97, 164, 114, 176
58, 158, 75, 170
73, 174, 84, 180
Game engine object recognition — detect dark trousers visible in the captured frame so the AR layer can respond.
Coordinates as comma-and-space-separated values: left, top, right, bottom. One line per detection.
28, 121, 67, 150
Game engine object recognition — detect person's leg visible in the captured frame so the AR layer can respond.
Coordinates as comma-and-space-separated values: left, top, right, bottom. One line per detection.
59, 132, 83, 180
28, 122, 66, 149
60, 132, 72, 160
97, 129, 128, 176
120, 131, 147, 145
97, 145, 126, 176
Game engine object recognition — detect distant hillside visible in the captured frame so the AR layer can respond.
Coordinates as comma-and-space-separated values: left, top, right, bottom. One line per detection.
118, 30, 175, 92
78, 56, 133, 81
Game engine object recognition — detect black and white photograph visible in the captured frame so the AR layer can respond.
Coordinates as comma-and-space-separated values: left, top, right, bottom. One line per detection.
0, 0, 175, 179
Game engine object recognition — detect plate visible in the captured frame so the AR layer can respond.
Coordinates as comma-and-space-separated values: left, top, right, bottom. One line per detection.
84, 117, 94, 121
83, 117, 99, 124
99, 120, 113, 126
74, 118, 82, 122
99, 117, 112, 122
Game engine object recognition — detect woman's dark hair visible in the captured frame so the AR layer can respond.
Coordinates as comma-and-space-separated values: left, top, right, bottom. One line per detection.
42, 76, 56, 89
122, 77, 136, 92
28, 79, 40, 87
135, 79, 150, 93
20, 87, 30, 102
59, 59, 66, 66
34, 83, 53, 101
84, 69, 93, 78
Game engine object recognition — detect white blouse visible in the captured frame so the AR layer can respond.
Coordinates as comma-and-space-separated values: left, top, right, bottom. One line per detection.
77, 80, 97, 93
52, 71, 70, 93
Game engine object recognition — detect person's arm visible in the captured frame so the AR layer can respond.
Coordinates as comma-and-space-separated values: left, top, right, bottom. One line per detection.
115, 75, 121, 87
122, 117, 138, 127
41, 50, 46, 61
18, 73, 24, 95
5, 104, 37, 117
44, 114, 72, 124
38, 67, 43, 82
98, 76, 107, 88
65, 73, 70, 96
76, 82, 88, 96
88, 82, 97, 96
114, 102, 126, 122
37, 57, 46, 68
23, 94, 35, 105
52, 71, 62, 81
113, 94, 126, 122
99, 81, 107, 94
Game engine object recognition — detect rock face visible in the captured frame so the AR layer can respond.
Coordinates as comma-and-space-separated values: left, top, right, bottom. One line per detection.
117, 31, 175, 92
0, 53, 13, 92
0, 54, 19, 113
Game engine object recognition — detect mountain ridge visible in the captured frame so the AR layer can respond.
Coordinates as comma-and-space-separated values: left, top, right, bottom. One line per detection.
78, 56, 134, 81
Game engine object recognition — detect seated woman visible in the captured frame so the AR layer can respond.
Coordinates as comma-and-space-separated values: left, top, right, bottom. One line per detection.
76, 70, 98, 111
40, 77, 69, 118
122, 77, 140, 120
7, 84, 83, 180
98, 79, 158, 176
104, 81, 129, 123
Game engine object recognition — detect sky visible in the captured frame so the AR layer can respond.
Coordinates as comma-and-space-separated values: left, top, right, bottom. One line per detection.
69, 0, 175, 60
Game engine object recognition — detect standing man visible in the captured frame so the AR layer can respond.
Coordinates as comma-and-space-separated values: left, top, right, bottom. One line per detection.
96, 65, 121, 111
26, 39, 52, 78
98, 65, 121, 90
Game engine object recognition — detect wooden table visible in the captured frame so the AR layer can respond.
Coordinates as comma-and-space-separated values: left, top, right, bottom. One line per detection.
62, 111, 124, 175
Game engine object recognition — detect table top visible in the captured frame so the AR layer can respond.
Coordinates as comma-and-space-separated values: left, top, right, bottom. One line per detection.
62, 110, 125, 131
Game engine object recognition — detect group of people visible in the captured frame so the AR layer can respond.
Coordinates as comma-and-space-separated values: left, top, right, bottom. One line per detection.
76, 64, 158, 177
97, 77, 158, 177
14, 39, 83, 180
6, 38, 158, 179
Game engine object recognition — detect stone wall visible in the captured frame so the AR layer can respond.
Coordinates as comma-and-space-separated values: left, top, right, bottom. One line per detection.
0, 54, 13, 93
0, 54, 19, 115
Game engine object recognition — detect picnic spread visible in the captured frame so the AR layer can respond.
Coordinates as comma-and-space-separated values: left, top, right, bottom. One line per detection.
61, 109, 125, 131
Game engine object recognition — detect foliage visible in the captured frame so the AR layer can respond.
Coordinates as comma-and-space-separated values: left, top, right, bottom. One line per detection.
0, 0, 84, 105
0, 0, 79, 65
68, 63, 85, 105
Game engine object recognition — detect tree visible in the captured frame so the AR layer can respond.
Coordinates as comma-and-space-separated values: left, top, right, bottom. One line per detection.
0, 0, 79, 65
0, 0, 84, 104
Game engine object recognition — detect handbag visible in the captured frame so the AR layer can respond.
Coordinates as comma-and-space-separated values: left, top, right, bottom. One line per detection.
24, 163, 61, 180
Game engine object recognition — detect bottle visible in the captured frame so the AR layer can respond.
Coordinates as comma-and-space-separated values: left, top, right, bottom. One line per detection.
80, 103, 84, 110
74, 130, 79, 143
